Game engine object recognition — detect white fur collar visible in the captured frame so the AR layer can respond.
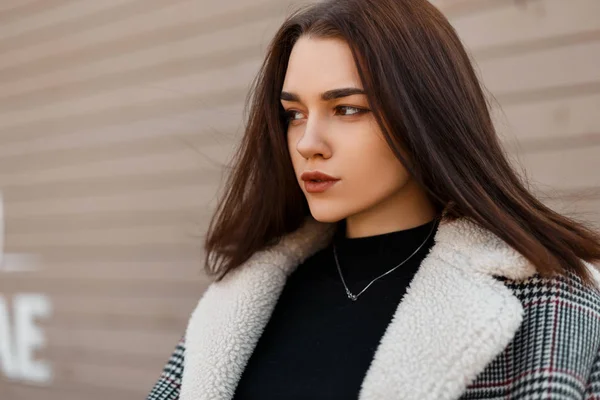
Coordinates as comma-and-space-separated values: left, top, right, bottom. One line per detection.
180, 216, 540, 400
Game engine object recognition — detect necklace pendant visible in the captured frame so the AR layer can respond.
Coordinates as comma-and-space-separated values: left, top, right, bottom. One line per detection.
346, 289, 358, 301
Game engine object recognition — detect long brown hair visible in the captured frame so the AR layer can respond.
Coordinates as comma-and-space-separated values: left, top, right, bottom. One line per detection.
203, 0, 600, 288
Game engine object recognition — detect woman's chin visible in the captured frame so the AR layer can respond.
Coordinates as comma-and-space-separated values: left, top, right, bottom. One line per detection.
308, 208, 346, 224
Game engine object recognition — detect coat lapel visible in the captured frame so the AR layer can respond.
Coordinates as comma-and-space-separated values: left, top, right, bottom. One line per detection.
180, 217, 538, 400
179, 218, 335, 400
358, 218, 537, 400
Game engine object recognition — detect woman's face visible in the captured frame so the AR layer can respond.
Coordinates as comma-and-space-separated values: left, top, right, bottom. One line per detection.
281, 36, 431, 237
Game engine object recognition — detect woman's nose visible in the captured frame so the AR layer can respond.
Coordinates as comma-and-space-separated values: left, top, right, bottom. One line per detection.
294, 116, 332, 160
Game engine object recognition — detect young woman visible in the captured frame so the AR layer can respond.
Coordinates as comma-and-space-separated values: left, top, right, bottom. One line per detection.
148, 0, 600, 399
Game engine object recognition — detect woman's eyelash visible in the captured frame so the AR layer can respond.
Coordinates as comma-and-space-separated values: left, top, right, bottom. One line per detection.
335, 106, 369, 116
282, 106, 369, 122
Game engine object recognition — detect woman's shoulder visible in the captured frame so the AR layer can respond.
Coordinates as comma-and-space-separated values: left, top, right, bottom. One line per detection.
498, 266, 600, 348
500, 266, 600, 312
467, 269, 600, 397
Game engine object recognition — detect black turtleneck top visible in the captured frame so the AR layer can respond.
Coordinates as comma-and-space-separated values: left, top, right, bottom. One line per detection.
232, 218, 439, 400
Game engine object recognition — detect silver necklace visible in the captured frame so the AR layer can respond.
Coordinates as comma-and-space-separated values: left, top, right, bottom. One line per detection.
333, 219, 438, 301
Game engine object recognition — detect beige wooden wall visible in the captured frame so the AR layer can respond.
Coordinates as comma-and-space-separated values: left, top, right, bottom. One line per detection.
0, 0, 597, 399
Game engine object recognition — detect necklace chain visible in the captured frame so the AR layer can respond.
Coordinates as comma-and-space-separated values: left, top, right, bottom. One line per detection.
333, 219, 438, 302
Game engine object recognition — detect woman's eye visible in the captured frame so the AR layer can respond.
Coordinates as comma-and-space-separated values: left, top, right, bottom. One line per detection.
335, 106, 367, 116
284, 110, 305, 123
282, 106, 368, 124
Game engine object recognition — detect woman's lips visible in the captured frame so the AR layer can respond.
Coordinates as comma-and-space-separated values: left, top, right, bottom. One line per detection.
300, 171, 340, 194
303, 179, 339, 193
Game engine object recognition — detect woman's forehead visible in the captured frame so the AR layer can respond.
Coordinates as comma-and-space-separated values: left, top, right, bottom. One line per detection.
282, 37, 362, 97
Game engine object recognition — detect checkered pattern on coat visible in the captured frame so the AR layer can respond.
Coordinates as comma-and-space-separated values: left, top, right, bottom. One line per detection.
147, 335, 185, 400
461, 271, 600, 399
146, 272, 600, 400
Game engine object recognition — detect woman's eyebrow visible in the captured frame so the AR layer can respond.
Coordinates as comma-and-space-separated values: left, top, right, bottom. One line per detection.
280, 87, 366, 102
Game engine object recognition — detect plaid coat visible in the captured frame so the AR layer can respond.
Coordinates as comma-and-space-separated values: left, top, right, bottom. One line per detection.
148, 217, 600, 400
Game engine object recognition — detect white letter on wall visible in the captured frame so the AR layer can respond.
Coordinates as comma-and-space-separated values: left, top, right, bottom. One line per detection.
14, 293, 53, 383
0, 295, 18, 379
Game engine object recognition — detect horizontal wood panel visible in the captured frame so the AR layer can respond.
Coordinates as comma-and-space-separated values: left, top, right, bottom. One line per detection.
0, 0, 176, 41
0, 46, 258, 113
0, 33, 267, 106
42, 344, 177, 372
0, 86, 245, 145
48, 360, 161, 393
1, 258, 210, 283
429, 0, 509, 17
0, 0, 73, 25
454, 0, 600, 52
5, 345, 171, 395
0, 0, 41, 14
0, 134, 187, 170
479, 39, 600, 96
0, 106, 243, 158
4, 185, 212, 218
32, 260, 208, 281
6, 225, 202, 247
0, 380, 143, 400
515, 146, 600, 190
0, 58, 262, 126
505, 133, 600, 155
0, 0, 285, 66
542, 197, 600, 228
496, 93, 600, 143
0, 146, 229, 187
45, 309, 189, 333
0, 132, 236, 173
1, 172, 218, 205
0, 0, 286, 50
42, 326, 183, 357
0, 275, 206, 297
0, 11, 284, 90
50, 295, 198, 320
7, 251, 207, 281
495, 82, 600, 107
3, 326, 182, 381
6, 208, 205, 232
551, 187, 600, 202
